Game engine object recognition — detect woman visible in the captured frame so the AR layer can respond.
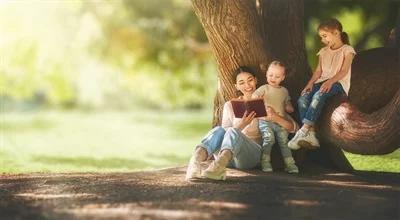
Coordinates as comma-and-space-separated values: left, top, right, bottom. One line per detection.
186, 66, 298, 181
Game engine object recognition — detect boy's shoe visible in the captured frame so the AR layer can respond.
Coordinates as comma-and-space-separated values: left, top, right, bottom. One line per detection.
288, 128, 308, 150
261, 154, 273, 172
185, 157, 202, 180
202, 150, 232, 181
284, 157, 299, 174
298, 131, 320, 149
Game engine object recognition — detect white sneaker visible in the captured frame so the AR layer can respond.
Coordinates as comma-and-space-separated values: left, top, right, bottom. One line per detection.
202, 151, 231, 181
185, 157, 202, 181
298, 131, 320, 149
261, 154, 273, 172
202, 160, 226, 180
288, 129, 308, 150
284, 157, 299, 173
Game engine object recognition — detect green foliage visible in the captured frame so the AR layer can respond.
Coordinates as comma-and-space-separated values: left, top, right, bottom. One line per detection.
304, 0, 399, 67
0, 0, 398, 109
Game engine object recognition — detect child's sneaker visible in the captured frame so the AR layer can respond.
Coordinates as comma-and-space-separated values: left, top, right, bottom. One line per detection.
284, 157, 299, 173
202, 150, 231, 181
298, 131, 320, 149
261, 154, 273, 172
288, 128, 308, 150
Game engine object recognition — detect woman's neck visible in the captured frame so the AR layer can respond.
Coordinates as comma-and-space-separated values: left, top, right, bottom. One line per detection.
242, 94, 252, 100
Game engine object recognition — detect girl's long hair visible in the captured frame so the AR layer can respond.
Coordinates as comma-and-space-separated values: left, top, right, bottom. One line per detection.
318, 18, 350, 45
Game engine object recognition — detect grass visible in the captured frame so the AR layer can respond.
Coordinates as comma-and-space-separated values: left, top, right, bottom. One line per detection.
0, 109, 399, 173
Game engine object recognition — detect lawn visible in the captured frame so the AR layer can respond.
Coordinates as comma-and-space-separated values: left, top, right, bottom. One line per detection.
1, 109, 399, 173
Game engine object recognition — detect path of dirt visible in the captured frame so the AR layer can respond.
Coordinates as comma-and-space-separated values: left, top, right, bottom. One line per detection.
0, 166, 399, 220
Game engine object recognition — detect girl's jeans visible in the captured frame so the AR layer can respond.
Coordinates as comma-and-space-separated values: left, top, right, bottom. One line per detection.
258, 120, 292, 158
298, 82, 345, 126
198, 126, 262, 170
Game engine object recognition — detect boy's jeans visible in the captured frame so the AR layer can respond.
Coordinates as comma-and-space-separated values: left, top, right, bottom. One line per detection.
298, 82, 345, 126
198, 126, 262, 170
258, 120, 292, 158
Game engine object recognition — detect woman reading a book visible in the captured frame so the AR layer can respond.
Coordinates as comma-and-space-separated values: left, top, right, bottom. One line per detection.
185, 66, 298, 181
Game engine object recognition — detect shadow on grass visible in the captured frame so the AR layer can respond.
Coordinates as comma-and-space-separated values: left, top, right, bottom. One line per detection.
31, 156, 153, 170
1, 168, 399, 220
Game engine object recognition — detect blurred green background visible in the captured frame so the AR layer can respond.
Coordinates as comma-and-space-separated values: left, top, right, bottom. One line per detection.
0, 0, 399, 173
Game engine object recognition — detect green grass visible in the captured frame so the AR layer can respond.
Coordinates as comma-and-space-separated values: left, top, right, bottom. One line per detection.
0, 109, 212, 173
344, 151, 400, 173
0, 109, 399, 173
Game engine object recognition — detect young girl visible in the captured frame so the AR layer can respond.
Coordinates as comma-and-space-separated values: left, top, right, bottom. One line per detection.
288, 18, 356, 150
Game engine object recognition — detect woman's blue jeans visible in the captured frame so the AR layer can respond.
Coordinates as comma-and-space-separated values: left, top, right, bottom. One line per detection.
198, 126, 262, 170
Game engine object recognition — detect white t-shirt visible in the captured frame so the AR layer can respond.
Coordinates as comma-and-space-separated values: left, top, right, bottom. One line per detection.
316, 44, 356, 95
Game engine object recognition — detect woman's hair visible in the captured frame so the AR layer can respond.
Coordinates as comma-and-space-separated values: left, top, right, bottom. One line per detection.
318, 18, 350, 45
232, 66, 256, 82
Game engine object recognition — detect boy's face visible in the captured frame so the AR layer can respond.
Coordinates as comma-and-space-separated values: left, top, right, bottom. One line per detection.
266, 65, 285, 87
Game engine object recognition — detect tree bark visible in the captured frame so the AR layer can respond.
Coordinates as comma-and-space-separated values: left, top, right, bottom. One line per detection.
191, 0, 271, 126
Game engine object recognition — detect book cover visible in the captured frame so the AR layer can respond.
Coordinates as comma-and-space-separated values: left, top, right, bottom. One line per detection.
231, 98, 267, 118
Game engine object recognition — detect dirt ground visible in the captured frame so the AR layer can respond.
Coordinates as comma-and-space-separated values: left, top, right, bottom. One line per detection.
0, 166, 399, 220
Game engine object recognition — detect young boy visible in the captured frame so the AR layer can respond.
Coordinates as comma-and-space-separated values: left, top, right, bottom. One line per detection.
253, 61, 298, 173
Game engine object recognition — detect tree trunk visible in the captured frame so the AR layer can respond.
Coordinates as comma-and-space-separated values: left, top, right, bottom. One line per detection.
191, 0, 271, 126
191, 0, 399, 172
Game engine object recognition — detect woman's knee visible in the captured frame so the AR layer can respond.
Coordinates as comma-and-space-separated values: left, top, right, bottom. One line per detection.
225, 127, 240, 137
212, 126, 226, 135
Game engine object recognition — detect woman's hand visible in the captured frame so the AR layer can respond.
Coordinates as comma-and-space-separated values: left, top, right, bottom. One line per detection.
301, 83, 313, 96
319, 80, 334, 93
234, 111, 256, 130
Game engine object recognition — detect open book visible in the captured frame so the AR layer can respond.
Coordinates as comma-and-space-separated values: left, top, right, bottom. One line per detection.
230, 98, 267, 118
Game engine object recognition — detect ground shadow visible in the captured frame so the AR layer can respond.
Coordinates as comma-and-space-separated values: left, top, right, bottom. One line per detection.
0, 167, 399, 219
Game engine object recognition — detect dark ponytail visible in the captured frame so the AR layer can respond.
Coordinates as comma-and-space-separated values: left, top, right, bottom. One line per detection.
341, 31, 350, 45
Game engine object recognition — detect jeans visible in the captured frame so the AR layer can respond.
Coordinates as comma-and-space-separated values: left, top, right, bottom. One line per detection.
258, 120, 292, 158
198, 126, 226, 156
198, 126, 262, 170
220, 128, 262, 169
298, 82, 345, 125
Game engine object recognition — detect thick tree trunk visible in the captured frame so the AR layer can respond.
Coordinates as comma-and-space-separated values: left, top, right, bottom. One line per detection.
191, 0, 399, 172
191, 0, 271, 126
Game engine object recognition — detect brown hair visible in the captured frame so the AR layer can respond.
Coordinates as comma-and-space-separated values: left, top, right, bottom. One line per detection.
318, 18, 350, 45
